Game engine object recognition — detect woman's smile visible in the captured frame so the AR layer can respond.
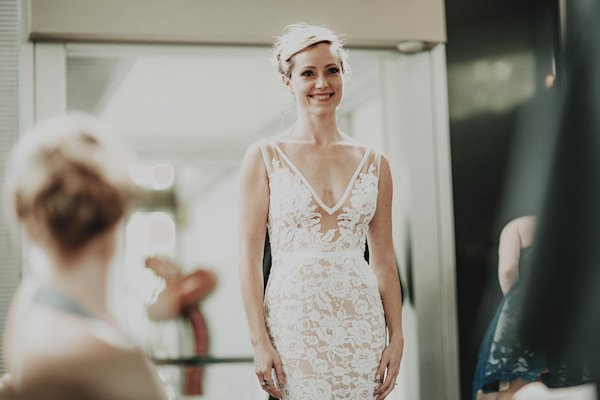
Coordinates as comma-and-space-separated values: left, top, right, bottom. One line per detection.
309, 93, 335, 101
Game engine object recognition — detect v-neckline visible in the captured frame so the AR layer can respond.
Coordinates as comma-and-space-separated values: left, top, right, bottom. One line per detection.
271, 141, 372, 215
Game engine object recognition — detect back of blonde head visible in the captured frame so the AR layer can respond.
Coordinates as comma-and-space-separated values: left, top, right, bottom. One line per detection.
4, 113, 137, 253
273, 22, 349, 78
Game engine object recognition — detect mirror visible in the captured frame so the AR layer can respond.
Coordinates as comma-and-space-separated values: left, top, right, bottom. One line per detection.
65, 43, 395, 398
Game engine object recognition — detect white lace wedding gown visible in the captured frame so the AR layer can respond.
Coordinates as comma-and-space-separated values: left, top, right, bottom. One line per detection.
259, 139, 386, 399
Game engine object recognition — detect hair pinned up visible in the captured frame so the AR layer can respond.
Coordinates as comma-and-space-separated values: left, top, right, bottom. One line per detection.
273, 22, 349, 79
4, 113, 139, 253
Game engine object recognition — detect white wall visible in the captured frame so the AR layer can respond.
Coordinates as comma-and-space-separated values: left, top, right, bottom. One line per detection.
177, 165, 251, 358
177, 164, 259, 399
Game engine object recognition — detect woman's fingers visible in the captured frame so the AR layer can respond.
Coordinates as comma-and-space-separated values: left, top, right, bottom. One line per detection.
376, 370, 399, 399
273, 355, 286, 385
267, 380, 282, 398
255, 347, 284, 399
373, 344, 403, 398
374, 376, 391, 398
373, 352, 390, 396
257, 374, 282, 398
374, 365, 386, 386
374, 359, 400, 399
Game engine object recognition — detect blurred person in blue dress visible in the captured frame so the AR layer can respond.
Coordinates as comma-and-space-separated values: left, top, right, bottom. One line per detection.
473, 216, 587, 399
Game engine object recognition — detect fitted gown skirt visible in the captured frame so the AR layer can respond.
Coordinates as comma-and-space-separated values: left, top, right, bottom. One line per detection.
264, 252, 386, 400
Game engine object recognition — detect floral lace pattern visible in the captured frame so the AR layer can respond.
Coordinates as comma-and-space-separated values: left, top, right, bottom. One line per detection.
259, 140, 386, 399
473, 247, 590, 399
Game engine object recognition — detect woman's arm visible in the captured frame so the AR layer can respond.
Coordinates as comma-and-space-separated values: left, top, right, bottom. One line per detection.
498, 220, 523, 294
238, 143, 284, 397
498, 215, 536, 294
367, 155, 404, 400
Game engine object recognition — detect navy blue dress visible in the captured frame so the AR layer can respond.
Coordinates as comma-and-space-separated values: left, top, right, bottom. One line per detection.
472, 246, 588, 399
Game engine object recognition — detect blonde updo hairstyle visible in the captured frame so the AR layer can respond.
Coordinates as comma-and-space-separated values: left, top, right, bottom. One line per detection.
4, 113, 138, 253
273, 23, 349, 80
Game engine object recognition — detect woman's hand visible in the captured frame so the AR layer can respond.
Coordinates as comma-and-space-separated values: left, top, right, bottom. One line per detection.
373, 336, 404, 399
253, 339, 285, 399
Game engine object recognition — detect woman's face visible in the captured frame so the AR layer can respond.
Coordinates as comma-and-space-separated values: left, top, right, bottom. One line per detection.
284, 42, 344, 118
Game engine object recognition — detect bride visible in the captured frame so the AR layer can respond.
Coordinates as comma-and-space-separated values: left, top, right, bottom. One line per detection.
238, 23, 404, 400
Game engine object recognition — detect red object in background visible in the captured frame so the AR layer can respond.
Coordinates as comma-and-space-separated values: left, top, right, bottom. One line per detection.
183, 306, 209, 395
145, 258, 217, 395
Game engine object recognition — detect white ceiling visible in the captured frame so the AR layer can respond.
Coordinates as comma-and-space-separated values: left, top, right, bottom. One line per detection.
66, 46, 383, 164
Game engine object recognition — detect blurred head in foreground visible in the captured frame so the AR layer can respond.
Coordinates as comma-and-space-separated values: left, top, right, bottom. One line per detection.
1, 113, 167, 400
4, 113, 137, 259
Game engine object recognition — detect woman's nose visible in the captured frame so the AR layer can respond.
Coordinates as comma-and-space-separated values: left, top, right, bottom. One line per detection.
315, 74, 328, 89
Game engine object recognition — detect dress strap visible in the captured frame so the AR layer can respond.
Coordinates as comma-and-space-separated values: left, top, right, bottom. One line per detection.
33, 285, 135, 350
374, 148, 382, 174
258, 139, 276, 176
34, 286, 95, 319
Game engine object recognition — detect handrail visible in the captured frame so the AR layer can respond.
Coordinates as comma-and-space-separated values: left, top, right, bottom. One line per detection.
152, 355, 254, 366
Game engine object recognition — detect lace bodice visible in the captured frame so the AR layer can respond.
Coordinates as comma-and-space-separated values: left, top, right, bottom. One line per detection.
258, 139, 381, 257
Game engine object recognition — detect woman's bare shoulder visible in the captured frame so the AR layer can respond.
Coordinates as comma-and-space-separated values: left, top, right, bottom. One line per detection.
501, 215, 537, 235
23, 324, 165, 400
499, 215, 537, 247
245, 133, 285, 156
337, 132, 383, 154
24, 316, 128, 368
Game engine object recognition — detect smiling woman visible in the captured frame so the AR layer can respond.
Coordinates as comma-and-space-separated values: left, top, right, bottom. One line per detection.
238, 23, 404, 400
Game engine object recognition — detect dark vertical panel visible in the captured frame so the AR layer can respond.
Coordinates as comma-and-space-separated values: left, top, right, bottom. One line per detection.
0, 0, 22, 374
518, 0, 600, 388
444, 1, 560, 398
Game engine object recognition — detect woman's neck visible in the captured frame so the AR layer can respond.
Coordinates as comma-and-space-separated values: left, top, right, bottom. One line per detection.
43, 236, 115, 320
291, 111, 341, 145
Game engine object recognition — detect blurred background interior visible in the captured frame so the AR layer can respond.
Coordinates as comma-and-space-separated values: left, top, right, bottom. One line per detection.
0, 0, 579, 399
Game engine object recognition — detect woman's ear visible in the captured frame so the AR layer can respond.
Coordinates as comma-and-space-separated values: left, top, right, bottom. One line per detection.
282, 75, 293, 92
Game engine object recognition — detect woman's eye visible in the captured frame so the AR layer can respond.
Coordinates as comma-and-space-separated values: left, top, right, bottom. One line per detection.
301, 70, 314, 77
328, 67, 340, 74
